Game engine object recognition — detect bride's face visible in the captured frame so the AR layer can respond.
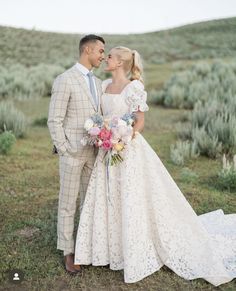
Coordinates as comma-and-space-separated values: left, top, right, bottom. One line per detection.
104, 49, 121, 72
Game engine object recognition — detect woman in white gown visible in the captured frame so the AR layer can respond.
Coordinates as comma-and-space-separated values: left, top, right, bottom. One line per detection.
74, 46, 236, 286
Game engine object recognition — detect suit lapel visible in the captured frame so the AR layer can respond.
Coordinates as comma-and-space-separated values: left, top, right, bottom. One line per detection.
72, 65, 97, 111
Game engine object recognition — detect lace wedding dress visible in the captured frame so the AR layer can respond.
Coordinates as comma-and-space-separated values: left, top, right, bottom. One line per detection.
74, 79, 236, 286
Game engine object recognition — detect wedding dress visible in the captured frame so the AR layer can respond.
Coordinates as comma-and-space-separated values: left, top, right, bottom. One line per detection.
74, 79, 236, 286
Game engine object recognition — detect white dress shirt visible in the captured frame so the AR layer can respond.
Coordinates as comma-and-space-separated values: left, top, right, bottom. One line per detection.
75, 62, 98, 101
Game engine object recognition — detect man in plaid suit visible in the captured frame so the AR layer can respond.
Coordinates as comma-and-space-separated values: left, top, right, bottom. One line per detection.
47, 35, 105, 274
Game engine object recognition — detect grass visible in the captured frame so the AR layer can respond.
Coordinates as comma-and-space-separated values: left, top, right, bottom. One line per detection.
0, 98, 235, 290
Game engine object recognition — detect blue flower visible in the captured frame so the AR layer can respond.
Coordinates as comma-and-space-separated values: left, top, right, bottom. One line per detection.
121, 113, 136, 124
91, 114, 103, 126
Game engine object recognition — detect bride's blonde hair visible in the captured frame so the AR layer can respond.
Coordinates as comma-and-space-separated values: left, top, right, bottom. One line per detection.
113, 46, 144, 83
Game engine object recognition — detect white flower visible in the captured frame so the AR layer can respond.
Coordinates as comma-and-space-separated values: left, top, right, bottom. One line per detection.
80, 137, 88, 146
84, 118, 94, 131
112, 128, 121, 140
117, 125, 128, 136
111, 138, 120, 144
97, 139, 103, 146
122, 135, 132, 144
117, 119, 127, 127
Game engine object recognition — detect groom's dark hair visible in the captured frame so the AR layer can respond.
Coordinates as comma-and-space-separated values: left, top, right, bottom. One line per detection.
79, 34, 105, 55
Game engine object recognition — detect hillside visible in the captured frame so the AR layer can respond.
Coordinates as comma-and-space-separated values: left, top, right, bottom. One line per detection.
0, 16, 235, 67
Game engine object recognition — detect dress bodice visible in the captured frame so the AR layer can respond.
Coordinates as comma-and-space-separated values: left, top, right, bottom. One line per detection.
101, 92, 129, 117
101, 79, 149, 118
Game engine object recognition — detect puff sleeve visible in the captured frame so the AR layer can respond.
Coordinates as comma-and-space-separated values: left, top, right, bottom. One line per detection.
125, 80, 149, 112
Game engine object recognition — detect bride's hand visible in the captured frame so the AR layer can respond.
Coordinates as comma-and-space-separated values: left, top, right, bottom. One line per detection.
132, 130, 139, 139
131, 112, 144, 139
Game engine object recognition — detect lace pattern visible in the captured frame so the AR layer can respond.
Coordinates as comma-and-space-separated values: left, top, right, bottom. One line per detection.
74, 80, 236, 286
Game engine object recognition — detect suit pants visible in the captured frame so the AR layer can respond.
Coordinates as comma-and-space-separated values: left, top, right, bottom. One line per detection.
57, 152, 96, 256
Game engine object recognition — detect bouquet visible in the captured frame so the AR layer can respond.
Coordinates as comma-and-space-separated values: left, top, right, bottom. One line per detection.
81, 113, 135, 166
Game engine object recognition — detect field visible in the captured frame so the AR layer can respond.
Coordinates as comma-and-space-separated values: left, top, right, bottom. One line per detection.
0, 17, 236, 290
0, 97, 235, 290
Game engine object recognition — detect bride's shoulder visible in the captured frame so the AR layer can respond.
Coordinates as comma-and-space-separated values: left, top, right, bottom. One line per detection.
128, 79, 145, 90
126, 80, 146, 95
125, 80, 146, 96
102, 79, 112, 92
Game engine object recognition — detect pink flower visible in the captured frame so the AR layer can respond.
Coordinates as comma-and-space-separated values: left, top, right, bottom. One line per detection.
102, 140, 113, 151
89, 127, 100, 136
99, 128, 112, 141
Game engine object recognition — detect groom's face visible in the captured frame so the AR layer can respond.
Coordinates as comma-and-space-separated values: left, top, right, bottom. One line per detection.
88, 40, 105, 68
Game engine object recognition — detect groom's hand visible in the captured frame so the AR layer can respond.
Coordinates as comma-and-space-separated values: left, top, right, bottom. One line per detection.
52, 145, 58, 154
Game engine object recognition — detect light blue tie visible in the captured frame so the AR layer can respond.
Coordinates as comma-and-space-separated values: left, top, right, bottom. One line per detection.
87, 71, 98, 109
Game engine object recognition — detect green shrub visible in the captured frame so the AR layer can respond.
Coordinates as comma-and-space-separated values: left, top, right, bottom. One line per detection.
176, 122, 192, 140
191, 126, 222, 158
0, 131, 16, 154
172, 61, 186, 71
170, 140, 199, 166
190, 95, 235, 157
0, 102, 27, 137
33, 117, 48, 127
157, 61, 236, 109
148, 89, 163, 104
0, 63, 64, 100
180, 167, 199, 183
216, 154, 236, 192
173, 90, 236, 159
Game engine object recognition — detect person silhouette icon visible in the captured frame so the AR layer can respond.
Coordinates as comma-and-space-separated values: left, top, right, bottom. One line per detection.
8, 269, 24, 284
13, 273, 20, 280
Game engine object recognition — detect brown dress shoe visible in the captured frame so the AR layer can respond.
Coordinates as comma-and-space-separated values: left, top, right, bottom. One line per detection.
64, 254, 82, 275
73, 264, 82, 271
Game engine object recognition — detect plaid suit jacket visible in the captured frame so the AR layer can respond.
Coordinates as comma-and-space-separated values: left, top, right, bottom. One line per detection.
47, 64, 102, 156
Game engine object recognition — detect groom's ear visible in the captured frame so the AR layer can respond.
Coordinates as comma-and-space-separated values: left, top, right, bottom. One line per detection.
84, 46, 90, 55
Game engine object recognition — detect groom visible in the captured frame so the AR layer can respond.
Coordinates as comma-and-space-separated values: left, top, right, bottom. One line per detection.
47, 34, 105, 274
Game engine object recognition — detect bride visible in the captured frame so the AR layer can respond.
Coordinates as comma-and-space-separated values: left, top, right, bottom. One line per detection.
74, 46, 236, 286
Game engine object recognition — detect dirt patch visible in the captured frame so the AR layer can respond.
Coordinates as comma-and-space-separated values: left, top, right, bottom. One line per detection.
15, 226, 40, 239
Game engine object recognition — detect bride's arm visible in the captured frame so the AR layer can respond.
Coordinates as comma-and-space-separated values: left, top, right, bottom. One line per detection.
132, 111, 145, 138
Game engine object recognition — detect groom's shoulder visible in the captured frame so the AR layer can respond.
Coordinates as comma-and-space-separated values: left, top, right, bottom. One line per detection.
61, 65, 77, 77
54, 65, 76, 82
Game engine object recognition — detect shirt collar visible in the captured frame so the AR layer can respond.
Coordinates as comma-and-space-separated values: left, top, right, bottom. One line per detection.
75, 62, 93, 76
